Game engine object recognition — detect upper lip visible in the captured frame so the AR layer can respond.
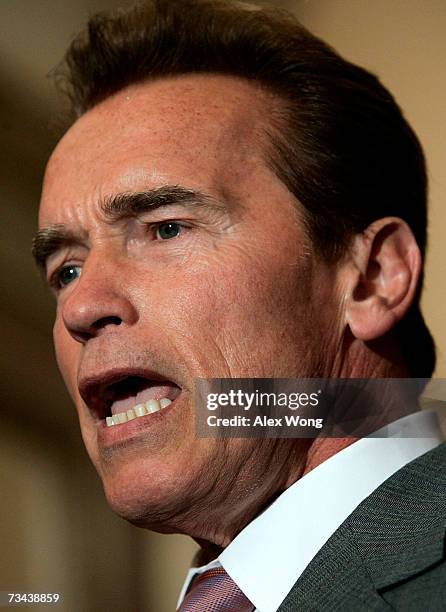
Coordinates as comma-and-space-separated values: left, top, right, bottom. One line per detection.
78, 367, 180, 419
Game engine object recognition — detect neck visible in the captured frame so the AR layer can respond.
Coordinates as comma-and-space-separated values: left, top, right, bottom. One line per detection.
191, 335, 410, 557
303, 333, 411, 475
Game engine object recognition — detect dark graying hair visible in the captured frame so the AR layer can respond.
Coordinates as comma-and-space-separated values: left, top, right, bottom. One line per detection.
56, 0, 435, 376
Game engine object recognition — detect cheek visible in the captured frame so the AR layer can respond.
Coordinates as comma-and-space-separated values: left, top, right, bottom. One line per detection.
205, 242, 310, 325
147, 242, 315, 374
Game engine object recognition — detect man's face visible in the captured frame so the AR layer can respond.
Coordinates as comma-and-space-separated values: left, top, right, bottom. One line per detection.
39, 75, 342, 538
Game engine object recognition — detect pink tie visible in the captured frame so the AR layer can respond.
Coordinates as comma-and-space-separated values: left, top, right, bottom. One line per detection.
178, 566, 255, 611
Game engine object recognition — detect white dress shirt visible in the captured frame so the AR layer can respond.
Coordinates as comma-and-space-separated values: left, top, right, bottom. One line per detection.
178, 410, 444, 612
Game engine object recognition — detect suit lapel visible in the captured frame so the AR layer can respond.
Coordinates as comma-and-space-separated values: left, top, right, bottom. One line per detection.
278, 442, 446, 611
278, 521, 394, 611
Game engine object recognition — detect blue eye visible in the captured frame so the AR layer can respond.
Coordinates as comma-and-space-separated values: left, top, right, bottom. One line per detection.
156, 222, 181, 240
57, 264, 82, 288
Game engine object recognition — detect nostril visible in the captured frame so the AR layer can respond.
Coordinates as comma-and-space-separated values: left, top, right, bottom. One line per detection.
92, 316, 123, 331
67, 316, 123, 345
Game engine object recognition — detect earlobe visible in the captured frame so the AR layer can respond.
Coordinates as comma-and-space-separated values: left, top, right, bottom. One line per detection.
346, 218, 421, 342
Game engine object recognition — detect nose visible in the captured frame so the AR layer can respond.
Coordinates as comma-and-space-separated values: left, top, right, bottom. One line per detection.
61, 255, 138, 344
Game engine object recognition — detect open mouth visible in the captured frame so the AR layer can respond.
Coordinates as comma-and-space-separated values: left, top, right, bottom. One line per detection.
79, 370, 182, 428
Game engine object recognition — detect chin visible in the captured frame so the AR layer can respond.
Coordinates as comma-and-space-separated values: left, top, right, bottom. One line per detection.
100, 458, 196, 532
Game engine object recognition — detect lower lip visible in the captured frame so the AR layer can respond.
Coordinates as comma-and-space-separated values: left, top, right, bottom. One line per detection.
96, 396, 180, 447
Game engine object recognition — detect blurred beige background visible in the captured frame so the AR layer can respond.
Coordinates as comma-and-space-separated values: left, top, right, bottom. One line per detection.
0, 1, 444, 610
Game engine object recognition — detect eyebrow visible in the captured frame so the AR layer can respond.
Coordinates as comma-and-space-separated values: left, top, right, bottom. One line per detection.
32, 184, 222, 270
32, 225, 84, 271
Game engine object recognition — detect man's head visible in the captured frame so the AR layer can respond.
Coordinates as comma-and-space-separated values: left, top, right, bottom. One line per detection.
34, 0, 434, 545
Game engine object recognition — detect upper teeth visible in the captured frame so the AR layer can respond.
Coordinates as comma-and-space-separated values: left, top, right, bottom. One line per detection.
106, 398, 172, 427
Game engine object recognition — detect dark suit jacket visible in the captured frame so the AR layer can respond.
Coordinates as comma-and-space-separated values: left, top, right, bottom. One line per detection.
278, 442, 446, 611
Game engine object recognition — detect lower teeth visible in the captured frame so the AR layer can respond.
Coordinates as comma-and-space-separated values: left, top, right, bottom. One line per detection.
106, 397, 172, 427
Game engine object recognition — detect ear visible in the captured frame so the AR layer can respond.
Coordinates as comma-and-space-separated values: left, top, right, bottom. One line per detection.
345, 217, 421, 341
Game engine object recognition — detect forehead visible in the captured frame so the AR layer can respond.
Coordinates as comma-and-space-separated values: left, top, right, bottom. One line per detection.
40, 75, 276, 226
